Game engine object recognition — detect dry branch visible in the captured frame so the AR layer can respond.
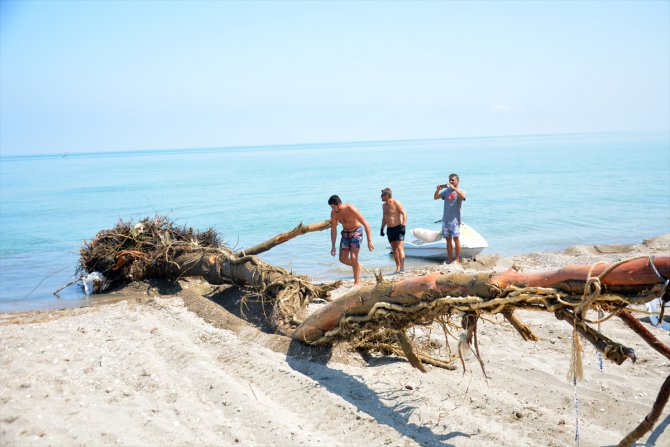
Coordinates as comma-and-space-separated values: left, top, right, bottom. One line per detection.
502, 309, 539, 341
237, 220, 331, 256
396, 331, 427, 373
554, 307, 636, 365
617, 309, 670, 360
618, 374, 670, 447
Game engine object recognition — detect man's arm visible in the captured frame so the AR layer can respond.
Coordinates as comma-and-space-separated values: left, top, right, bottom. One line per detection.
434, 185, 443, 200
453, 186, 466, 200
351, 206, 374, 251
380, 204, 387, 236
330, 213, 338, 256
397, 200, 408, 227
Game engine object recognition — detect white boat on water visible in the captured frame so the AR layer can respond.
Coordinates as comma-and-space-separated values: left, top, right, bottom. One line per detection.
403, 223, 488, 260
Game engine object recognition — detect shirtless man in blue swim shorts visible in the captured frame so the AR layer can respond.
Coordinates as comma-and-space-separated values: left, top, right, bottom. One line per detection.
379, 187, 408, 274
434, 174, 467, 264
328, 195, 374, 286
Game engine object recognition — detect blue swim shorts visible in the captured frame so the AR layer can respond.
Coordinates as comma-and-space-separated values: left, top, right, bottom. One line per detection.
442, 221, 460, 238
340, 227, 363, 250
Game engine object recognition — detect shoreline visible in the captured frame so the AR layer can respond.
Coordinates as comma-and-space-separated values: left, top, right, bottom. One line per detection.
2, 232, 668, 315
1, 235, 669, 446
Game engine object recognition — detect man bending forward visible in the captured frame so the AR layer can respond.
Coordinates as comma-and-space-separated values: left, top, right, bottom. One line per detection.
328, 195, 374, 285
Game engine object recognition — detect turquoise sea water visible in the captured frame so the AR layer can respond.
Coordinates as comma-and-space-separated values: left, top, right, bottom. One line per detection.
1, 131, 669, 312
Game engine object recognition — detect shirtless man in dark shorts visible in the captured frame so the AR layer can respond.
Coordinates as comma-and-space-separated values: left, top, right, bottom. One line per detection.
379, 187, 408, 273
328, 195, 374, 286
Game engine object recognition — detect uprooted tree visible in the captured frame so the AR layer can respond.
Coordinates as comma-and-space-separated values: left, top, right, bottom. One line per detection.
77, 216, 338, 332
75, 216, 670, 447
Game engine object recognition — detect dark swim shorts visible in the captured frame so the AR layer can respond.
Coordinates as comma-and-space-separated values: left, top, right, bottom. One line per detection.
340, 227, 363, 250
386, 225, 405, 242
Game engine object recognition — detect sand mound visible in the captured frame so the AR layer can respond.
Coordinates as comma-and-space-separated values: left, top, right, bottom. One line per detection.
643, 233, 670, 251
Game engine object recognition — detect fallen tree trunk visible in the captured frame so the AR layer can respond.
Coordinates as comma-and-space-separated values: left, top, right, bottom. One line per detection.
491, 256, 669, 294
293, 257, 670, 344
163, 246, 335, 332
164, 222, 337, 333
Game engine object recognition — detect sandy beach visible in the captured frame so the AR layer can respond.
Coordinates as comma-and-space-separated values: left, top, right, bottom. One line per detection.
2, 235, 669, 446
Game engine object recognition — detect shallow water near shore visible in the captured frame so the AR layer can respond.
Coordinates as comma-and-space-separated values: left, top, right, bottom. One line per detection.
1, 131, 669, 312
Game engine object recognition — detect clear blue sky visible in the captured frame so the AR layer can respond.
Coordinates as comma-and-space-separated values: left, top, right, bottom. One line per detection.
1, 0, 668, 155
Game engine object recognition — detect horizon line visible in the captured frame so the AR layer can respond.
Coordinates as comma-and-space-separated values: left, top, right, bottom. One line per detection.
1, 128, 667, 159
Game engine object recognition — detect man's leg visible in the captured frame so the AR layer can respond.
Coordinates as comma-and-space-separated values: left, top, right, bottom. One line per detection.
398, 241, 405, 272
446, 237, 454, 263
339, 248, 353, 266
453, 236, 461, 263
349, 247, 361, 285
390, 241, 401, 272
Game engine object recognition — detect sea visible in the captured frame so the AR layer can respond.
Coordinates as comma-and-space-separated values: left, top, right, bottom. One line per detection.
1, 131, 669, 312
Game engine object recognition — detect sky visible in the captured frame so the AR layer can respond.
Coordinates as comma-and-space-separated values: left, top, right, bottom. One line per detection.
1, 0, 669, 155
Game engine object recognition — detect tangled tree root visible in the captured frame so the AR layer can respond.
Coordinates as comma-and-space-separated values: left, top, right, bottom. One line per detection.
77, 216, 338, 334
79, 215, 221, 287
